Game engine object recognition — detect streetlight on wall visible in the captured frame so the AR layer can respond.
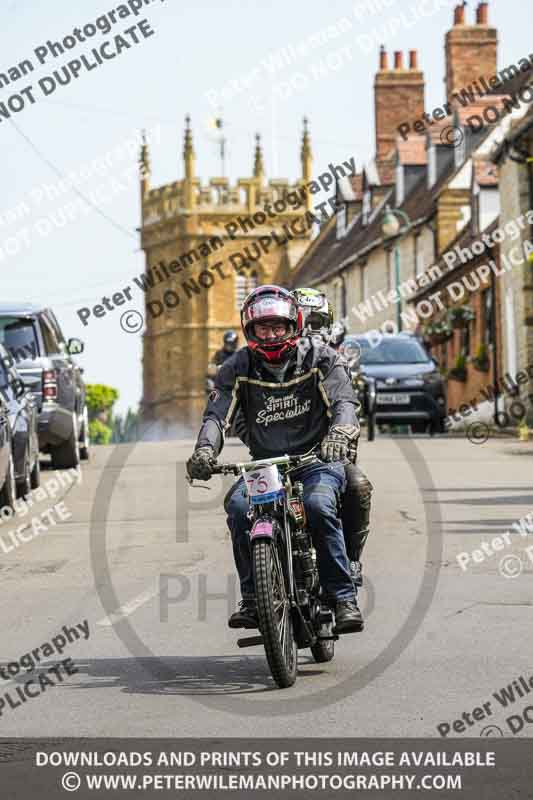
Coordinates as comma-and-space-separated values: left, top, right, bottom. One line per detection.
381, 206, 412, 332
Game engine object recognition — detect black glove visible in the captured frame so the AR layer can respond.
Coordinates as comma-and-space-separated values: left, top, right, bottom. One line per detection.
347, 438, 359, 464
186, 446, 216, 480
321, 429, 351, 462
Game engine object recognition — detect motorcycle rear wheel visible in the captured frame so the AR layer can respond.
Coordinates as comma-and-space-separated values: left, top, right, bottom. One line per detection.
253, 539, 297, 688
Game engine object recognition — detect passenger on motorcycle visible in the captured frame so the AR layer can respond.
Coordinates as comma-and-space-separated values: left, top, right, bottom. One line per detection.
187, 285, 363, 634
214, 330, 239, 367
292, 288, 373, 589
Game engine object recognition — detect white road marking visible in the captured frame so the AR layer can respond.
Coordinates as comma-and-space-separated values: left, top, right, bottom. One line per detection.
97, 584, 160, 627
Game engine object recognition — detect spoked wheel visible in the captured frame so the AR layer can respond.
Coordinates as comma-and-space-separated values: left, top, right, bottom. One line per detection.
253, 539, 297, 688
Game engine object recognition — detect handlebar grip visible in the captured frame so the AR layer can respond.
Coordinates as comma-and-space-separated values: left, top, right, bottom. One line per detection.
211, 464, 239, 476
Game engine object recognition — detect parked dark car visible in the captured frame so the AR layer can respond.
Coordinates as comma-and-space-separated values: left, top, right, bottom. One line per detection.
346, 333, 447, 435
0, 304, 89, 469
0, 343, 40, 506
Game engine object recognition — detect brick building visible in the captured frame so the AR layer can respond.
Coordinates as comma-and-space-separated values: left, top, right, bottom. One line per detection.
138, 119, 313, 426
492, 107, 533, 425
291, 1, 532, 428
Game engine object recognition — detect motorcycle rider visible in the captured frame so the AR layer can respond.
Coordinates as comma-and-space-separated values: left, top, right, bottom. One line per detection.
214, 330, 239, 367
293, 288, 373, 589
187, 285, 363, 634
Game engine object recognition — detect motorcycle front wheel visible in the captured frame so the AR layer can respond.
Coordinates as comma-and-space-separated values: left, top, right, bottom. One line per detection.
253, 539, 297, 688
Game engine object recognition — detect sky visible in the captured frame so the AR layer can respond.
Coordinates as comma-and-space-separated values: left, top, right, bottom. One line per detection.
0, 0, 530, 413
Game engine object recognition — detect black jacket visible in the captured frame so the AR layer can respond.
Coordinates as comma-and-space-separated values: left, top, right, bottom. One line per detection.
196, 339, 360, 460
213, 348, 234, 367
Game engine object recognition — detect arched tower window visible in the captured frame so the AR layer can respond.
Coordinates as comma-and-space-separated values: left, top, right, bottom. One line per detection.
235, 271, 259, 311
235, 273, 247, 310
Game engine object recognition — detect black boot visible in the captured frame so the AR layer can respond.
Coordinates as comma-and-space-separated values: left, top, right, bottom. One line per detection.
334, 598, 364, 634
228, 598, 258, 629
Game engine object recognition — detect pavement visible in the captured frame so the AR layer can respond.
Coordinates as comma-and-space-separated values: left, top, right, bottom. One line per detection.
1, 433, 532, 738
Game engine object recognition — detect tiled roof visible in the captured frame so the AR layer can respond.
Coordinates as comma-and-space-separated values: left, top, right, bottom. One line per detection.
292, 95, 500, 289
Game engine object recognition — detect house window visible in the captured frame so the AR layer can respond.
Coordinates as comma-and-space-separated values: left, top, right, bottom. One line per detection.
362, 191, 371, 225
414, 234, 423, 277
386, 249, 394, 292
395, 165, 404, 206
482, 288, 494, 347
336, 204, 347, 239
472, 184, 480, 234
455, 127, 466, 168
428, 144, 436, 188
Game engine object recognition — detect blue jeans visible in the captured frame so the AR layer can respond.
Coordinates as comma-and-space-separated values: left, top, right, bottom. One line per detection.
224, 462, 355, 604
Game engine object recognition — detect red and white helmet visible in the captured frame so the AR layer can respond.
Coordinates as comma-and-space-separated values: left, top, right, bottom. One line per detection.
240, 285, 303, 364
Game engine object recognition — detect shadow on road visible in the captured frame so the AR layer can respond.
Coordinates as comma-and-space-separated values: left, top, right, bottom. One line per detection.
64, 656, 327, 696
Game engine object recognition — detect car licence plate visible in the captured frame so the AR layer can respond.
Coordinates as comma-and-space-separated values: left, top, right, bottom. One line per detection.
377, 393, 410, 405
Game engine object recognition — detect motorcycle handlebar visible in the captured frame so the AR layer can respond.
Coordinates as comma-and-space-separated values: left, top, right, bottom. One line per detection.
211, 451, 319, 476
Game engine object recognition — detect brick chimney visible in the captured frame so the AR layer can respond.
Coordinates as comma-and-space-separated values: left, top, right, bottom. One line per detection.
374, 46, 425, 162
445, 2, 497, 106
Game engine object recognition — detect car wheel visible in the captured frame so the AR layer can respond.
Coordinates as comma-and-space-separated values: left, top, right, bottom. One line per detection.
51, 413, 80, 470
79, 406, 90, 461
16, 450, 32, 498
30, 454, 41, 489
0, 452, 17, 511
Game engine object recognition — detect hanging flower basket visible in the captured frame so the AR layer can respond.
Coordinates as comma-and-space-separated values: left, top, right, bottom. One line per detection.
448, 355, 467, 382
471, 344, 490, 372
426, 320, 453, 345
447, 305, 475, 330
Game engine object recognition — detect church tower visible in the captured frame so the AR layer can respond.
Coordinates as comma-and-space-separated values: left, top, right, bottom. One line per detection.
139, 118, 313, 427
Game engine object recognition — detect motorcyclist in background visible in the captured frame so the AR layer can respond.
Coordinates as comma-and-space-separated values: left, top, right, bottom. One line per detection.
187, 285, 363, 634
214, 330, 239, 367
293, 288, 373, 589
329, 319, 348, 351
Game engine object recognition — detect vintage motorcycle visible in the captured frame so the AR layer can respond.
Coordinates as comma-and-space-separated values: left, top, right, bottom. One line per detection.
200, 452, 338, 688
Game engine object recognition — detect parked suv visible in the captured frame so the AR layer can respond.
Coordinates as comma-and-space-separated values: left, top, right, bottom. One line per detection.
0, 342, 40, 500
348, 333, 447, 435
0, 304, 89, 468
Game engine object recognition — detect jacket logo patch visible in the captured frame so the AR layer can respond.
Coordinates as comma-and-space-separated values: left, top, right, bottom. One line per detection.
256, 393, 311, 427
209, 389, 220, 403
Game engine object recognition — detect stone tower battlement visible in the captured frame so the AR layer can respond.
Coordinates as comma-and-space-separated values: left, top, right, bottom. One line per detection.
139, 117, 313, 428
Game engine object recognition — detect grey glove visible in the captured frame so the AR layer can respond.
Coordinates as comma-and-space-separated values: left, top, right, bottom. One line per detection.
321, 429, 351, 462
186, 446, 216, 480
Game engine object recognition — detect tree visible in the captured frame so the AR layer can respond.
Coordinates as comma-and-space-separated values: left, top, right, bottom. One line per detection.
85, 383, 119, 445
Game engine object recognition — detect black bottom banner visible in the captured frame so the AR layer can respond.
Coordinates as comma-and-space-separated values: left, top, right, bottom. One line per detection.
1, 738, 532, 799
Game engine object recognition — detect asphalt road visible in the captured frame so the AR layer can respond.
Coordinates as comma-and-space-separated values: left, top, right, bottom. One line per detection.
1, 433, 532, 738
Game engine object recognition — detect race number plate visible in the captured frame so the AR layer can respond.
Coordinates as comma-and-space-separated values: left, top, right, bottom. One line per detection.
244, 465, 284, 505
